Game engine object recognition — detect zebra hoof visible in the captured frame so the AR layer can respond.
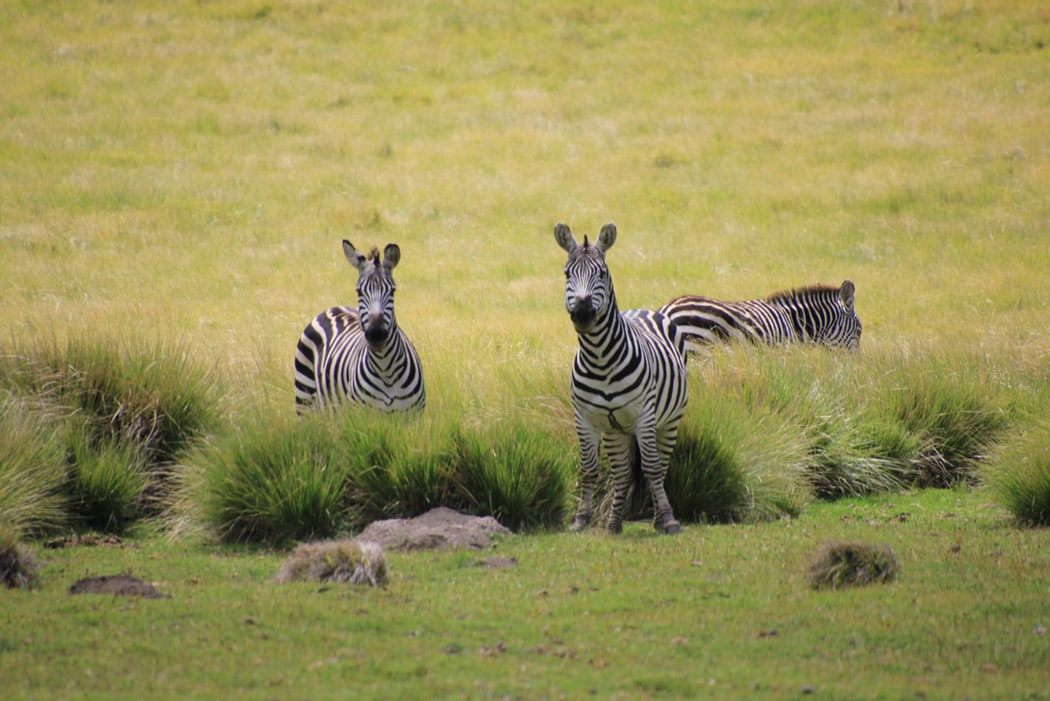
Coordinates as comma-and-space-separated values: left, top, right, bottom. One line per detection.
569, 517, 589, 533
658, 520, 682, 535
606, 521, 623, 535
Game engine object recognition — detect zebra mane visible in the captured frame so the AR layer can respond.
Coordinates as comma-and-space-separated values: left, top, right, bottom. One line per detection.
369, 247, 381, 266
765, 283, 840, 304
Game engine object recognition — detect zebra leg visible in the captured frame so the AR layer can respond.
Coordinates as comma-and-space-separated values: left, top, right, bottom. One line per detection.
603, 433, 635, 534
640, 424, 681, 535
570, 424, 602, 532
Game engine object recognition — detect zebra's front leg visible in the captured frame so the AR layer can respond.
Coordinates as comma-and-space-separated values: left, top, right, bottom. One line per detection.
570, 425, 602, 532
640, 425, 681, 535
604, 433, 635, 534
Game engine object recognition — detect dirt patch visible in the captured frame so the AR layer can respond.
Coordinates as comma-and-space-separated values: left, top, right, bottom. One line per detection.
357, 507, 512, 551
69, 574, 169, 598
45, 533, 134, 549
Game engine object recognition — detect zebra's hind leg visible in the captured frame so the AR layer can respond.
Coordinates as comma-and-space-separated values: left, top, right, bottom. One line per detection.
641, 429, 682, 535
650, 481, 681, 535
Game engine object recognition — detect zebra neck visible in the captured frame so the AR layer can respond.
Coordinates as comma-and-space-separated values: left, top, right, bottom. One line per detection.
363, 331, 409, 378
769, 294, 825, 342
576, 302, 632, 365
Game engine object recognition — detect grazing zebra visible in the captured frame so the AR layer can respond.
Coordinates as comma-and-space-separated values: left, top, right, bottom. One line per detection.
294, 240, 425, 413
555, 222, 689, 535
657, 280, 861, 354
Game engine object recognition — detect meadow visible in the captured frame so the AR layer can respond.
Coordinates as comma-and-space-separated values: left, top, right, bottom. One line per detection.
2, 0, 1050, 698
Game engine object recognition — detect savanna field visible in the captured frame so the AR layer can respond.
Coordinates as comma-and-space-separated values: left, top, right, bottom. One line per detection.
2, 1, 1050, 699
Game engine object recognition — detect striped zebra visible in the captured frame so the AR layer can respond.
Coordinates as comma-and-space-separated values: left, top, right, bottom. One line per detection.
294, 240, 425, 413
555, 222, 689, 535
657, 280, 861, 354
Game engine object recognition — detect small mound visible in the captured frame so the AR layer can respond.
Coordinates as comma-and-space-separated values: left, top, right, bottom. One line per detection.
806, 541, 900, 590
357, 507, 511, 551
69, 574, 169, 598
276, 539, 387, 586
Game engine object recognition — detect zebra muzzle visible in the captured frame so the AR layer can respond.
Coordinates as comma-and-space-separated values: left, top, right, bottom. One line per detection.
364, 323, 390, 345
570, 306, 597, 331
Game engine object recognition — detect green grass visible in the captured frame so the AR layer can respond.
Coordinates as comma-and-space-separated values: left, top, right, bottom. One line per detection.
985, 422, 1050, 526
4, 490, 1049, 699
0, 394, 68, 535
2, 0, 1050, 697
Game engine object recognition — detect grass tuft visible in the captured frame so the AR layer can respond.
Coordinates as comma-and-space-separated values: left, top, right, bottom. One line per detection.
191, 410, 352, 545
0, 394, 69, 534
340, 408, 454, 527
450, 418, 575, 531
0, 335, 223, 467
984, 423, 1050, 526
876, 356, 1010, 488
0, 521, 41, 590
275, 539, 388, 586
805, 541, 901, 590
66, 431, 148, 532
0, 334, 223, 529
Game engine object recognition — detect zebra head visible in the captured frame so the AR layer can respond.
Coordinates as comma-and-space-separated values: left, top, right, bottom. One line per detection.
343, 239, 400, 349
827, 280, 862, 350
555, 222, 618, 335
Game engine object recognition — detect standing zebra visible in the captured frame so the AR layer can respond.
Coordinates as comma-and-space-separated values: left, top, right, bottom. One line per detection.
294, 240, 425, 413
555, 222, 689, 535
658, 281, 861, 354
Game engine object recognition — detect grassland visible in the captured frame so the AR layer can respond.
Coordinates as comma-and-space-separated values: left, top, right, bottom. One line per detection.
2, 0, 1050, 698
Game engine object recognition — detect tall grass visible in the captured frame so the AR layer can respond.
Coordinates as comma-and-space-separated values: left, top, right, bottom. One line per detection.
183, 409, 352, 545
866, 350, 1012, 488
0, 393, 68, 535
985, 422, 1050, 526
0, 334, 223, 532
340, 408, 455, 526
451, 417, 575, 531
178, 391, 576, 543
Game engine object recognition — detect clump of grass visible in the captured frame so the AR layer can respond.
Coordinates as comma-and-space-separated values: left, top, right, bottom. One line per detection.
0, 521, 41, 589
692, 347, 905, 501
800, 406, 912, 499
192, 409, 352, 545
0, 394, 69, 534
275, 539, 388, 586
875, 355, 1010, 488
984, 424, 1050, 526
0, 335, 223, 466
341, 408, 454, 527
599, 367, 812, 528
450, 416, 575, 531
805, 541, 901, 590
65, 431, 149, 532
0, 334, 224, 530
666, 392, 812, 524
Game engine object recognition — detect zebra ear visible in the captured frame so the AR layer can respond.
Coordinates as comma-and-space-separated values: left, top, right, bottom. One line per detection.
382, 243, 401, 270
596, 223, 617, 253
840, 280, 856, 312
343, 240, 369, 271
554, 223, 577, 254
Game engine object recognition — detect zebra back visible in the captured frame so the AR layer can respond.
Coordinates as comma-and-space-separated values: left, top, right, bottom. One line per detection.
294, 240, 425, 413
658, 280, 861, 353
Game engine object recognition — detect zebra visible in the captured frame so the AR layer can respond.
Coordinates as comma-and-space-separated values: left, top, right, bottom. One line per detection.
294, 240, 425, 413
657, 280, 861, 354
555, 222, 689, 535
